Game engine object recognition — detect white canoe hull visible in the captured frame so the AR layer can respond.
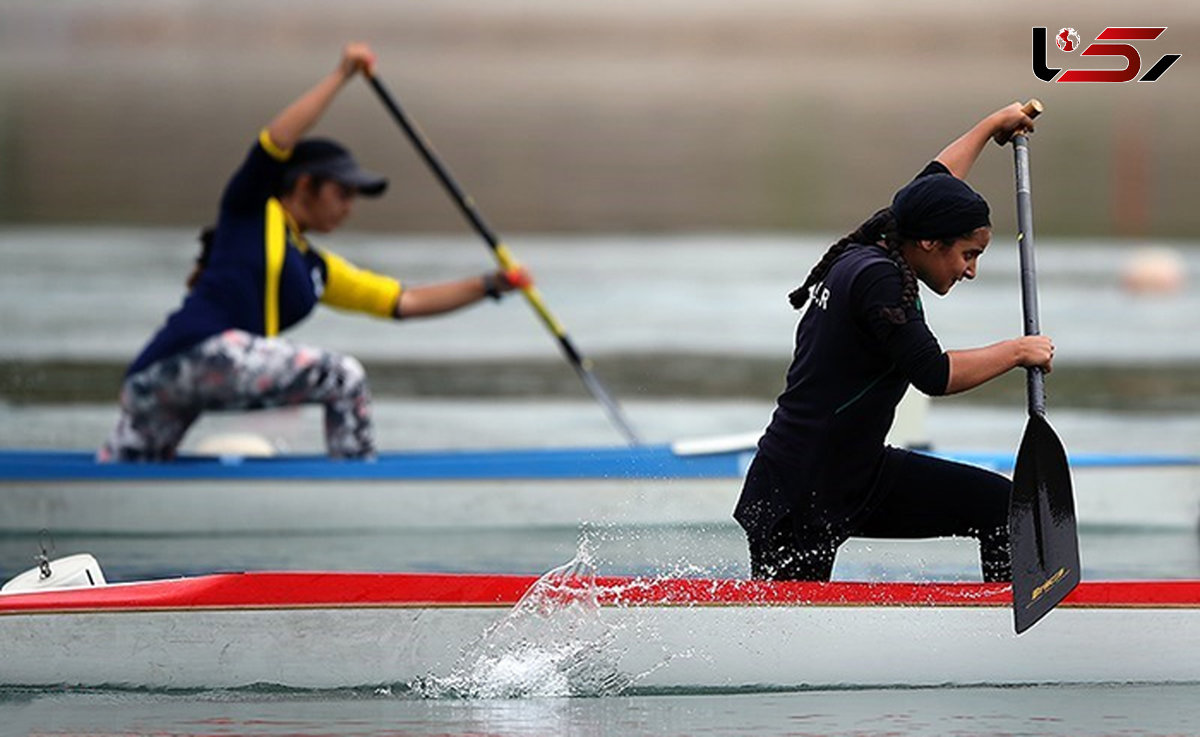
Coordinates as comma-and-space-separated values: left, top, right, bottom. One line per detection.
3, 571, 1200, 691
6, 605, 1198, 691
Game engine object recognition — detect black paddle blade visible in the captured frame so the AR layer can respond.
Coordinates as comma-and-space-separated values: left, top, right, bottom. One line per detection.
1009, 413, 1081, 634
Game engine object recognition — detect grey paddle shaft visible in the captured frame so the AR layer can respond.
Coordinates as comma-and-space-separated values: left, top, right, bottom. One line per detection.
1012, 134, 1046, 417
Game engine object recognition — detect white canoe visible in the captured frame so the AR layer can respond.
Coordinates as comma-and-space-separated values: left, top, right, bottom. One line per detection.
2, 560, 1200, 692
1, 443, 1198, 534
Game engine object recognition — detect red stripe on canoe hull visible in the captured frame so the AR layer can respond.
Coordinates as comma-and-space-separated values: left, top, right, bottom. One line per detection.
3, 572, 1200, 612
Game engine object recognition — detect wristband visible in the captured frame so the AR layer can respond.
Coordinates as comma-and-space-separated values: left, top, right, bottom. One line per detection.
482, 272, 503, 301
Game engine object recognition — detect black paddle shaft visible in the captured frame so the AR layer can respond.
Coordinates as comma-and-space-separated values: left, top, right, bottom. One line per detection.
1013, 136, 1046, 416
1009, 129, 1081, 634
365, 74, 642, 446
366, 77, 501, 251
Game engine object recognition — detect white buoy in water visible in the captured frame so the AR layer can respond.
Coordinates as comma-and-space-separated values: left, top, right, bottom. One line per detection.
193, 432, 277, 457
1, 553, 107, 594
1121, 246, 1187, 295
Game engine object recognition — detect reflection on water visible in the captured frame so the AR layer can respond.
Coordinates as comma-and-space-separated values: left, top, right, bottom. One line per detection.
3, 228, 1199, 365
4, 228, 1200, 412
7, 675, 1200, 737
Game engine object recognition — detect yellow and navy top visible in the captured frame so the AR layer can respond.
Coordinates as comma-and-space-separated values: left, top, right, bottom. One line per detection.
128, 131, 401, 375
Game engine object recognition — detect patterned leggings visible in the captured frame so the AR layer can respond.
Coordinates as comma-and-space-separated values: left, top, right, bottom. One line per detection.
98, 330, 375, 461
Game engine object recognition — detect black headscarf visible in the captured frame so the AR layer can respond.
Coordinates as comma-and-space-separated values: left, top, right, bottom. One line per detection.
891, 172, 990, 241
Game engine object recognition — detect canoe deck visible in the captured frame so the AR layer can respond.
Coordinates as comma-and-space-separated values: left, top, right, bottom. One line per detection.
7, 570, 1200, 611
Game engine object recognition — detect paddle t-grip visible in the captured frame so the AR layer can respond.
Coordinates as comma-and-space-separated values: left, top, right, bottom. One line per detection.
995, 100, 1043, 145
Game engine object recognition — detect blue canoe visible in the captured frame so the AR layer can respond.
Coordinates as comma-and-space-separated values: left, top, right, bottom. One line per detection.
1, 442, 1197, 534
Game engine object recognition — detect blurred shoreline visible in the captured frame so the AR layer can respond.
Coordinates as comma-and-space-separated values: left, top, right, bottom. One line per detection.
2, 1, 1198, 235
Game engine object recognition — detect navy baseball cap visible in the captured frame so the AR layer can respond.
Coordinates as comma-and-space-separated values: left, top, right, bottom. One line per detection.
285, 138, 388, 197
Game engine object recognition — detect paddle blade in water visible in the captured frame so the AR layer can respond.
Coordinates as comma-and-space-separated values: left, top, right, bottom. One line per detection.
1009, 412, 1081, 634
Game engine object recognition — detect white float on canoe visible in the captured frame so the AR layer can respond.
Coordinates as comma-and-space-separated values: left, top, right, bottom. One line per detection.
1, 437, 1198, 534
1, 554, 1198, 692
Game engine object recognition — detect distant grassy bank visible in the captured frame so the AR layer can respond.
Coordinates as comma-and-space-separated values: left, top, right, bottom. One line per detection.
5, 356, 1199, 413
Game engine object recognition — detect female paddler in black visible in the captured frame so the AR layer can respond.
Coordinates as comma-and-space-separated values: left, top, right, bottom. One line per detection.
734, 103, 1054, 583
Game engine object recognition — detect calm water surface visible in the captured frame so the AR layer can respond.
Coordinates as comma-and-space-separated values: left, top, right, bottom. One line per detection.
3, 227, 1200, 363
8, 683, 1200, 737
2, 228, 1200, 735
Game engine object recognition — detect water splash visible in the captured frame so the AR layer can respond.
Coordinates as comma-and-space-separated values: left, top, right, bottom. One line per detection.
410, 538, 635, 699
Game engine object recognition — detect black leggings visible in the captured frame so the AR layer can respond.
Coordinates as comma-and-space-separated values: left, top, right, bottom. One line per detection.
744, 450, 1012, 582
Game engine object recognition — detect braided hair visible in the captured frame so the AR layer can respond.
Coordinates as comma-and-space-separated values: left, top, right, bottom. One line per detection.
185, 226, 216, 290
788, 208, 920, 324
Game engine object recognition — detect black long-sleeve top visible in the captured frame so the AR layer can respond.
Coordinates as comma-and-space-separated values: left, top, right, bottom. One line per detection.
740, 241, 951, 534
